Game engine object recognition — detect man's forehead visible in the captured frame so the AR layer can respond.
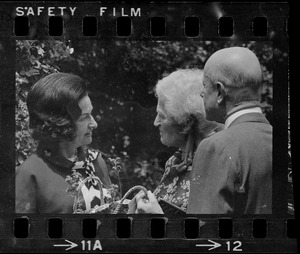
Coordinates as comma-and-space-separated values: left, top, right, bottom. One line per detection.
203, 71, 211, 81
203, 60, 214, 73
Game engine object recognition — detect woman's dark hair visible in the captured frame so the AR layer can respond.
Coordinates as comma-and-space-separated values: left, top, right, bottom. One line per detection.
26, 72, 88, 143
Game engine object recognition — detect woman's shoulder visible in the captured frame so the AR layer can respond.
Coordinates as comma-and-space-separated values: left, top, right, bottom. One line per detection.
18, 153, 42, 167
16, 153, 46, 175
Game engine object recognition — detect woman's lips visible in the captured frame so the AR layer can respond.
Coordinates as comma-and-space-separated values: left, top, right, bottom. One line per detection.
85, 132, 92, 136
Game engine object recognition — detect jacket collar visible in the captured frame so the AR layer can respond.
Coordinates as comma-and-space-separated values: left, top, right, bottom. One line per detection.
224, 101, 270, 128
225, 107, 262, 129
229, 112, 270, 128
226, 101, 262, 118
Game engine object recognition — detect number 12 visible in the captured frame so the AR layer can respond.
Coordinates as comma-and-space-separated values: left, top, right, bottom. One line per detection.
226, 241, 242, 251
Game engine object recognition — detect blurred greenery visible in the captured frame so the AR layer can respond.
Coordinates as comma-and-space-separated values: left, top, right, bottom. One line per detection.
16, 39, 280, 195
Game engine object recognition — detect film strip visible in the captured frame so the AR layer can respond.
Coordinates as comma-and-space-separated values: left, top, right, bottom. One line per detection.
13, 12, 272, 38
0, 216, 296, 252
0, 1, 295, 253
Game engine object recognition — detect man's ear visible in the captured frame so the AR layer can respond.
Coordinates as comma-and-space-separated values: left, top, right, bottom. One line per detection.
216, 82, 226, 104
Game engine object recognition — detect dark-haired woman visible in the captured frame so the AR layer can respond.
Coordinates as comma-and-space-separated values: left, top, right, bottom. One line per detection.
16, 72, 112, 213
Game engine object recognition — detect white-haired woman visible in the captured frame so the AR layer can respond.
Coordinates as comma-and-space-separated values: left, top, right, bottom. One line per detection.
130, 69, 224, 214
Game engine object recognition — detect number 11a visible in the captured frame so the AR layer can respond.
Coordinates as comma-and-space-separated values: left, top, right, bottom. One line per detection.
226, 241, 242, 251
81, 240, 102, 251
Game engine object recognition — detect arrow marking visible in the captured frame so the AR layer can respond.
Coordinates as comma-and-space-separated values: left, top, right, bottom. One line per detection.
54, 239, 78, 251
196, 239, 221, 251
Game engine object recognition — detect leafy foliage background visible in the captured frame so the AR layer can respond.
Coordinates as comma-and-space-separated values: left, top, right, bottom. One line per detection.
16, 39, 278, 195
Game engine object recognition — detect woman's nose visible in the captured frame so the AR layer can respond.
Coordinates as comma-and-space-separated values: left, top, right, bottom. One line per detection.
89, 115, 98, 129
154, 115, 160, 127
200, 88, 204, 98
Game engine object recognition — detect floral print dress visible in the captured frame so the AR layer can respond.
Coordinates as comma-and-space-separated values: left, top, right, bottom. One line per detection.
153, 154, 193, 211
65, 149, 111, 212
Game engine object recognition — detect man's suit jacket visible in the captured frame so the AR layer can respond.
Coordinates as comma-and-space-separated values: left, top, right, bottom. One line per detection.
187, 112, 272, 214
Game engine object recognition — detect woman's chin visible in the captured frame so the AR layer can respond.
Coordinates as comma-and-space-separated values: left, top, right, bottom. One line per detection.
82, 136, 93, 146
160, 138, 171, 147
161, 137, 183, 149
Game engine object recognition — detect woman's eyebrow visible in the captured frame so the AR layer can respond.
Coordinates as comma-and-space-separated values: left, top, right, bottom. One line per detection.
79, 112, 91, 118
81, 107, 93, 115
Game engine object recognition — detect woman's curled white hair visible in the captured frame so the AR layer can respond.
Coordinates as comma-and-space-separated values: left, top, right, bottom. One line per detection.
155, 68, 206, 131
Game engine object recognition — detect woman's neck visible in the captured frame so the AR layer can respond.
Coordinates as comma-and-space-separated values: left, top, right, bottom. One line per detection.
179, 145, 186, 152
58, 142, 77, 159
178, 133, 205, 164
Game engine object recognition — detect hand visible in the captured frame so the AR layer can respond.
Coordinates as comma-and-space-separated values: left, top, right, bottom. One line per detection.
127, 191, 141, 214
127, 190, 145, 214
135, 190, 164, 214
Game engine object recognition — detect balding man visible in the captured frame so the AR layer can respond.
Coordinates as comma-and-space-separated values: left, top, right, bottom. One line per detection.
187, 47, 272, 214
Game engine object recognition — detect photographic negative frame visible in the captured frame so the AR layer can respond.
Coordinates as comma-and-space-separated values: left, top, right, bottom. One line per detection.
0, 1, 295, 253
